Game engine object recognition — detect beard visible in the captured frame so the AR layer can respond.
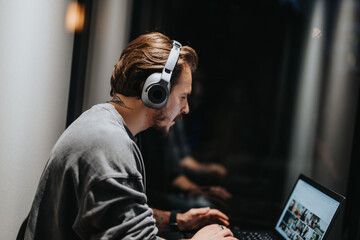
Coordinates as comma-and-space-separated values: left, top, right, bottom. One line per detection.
152, 108, 182, 136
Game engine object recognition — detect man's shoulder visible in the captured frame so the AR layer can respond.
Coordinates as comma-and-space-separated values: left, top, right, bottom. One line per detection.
61, 103, 131, 144
50, 103, 139, 173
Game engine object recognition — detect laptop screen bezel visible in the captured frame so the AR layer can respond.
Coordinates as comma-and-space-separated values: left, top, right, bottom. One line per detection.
272, 174, 345, 240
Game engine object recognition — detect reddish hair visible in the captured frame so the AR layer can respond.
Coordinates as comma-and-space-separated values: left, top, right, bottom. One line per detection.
110, 32, 198, 97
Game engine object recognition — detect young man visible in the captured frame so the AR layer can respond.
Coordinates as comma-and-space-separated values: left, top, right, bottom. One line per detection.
21, 32, 236, 240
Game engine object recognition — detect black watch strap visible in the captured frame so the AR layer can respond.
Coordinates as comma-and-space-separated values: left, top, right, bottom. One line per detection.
169, 210, 180, 231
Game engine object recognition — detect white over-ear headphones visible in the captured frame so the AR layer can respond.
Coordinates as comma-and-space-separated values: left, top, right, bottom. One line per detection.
141, 40, 182, 109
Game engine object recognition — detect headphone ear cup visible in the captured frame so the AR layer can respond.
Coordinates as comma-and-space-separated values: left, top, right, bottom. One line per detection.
141, 72, 169, 109
141, 40, 180, 109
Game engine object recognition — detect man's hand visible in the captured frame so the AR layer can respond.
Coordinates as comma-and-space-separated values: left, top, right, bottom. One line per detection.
191, 224, 237, 240
202, 163, 227, 178
181, 156, 228, 178
188, 186, 233, 208
177, 207, 230, 231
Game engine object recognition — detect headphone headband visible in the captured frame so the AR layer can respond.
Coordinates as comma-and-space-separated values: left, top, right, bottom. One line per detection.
161, 40, 182, 82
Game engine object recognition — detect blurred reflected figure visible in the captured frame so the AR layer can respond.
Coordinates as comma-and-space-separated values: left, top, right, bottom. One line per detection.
181, 155, 227, 179
142, 119, 232, 212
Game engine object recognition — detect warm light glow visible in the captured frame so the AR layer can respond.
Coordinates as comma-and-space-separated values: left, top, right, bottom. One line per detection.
66, 2, 85, 32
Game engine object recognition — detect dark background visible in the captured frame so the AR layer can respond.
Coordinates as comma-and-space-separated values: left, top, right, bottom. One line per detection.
66, 0, 360, 239
128, 0, 360, 238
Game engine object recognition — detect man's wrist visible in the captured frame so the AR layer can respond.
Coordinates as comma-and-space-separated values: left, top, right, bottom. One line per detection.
169, 210, 180, 231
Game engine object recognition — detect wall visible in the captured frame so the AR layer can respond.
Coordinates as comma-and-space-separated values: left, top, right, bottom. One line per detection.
0, 0, 132, 238
83, 0, 132, 111
0, 0, 74, 239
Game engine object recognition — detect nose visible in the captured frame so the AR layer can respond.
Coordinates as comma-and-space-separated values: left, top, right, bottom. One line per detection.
181, 101, 190, 115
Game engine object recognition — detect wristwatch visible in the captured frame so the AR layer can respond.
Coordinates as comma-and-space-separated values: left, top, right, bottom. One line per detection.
169, 210, 180, 231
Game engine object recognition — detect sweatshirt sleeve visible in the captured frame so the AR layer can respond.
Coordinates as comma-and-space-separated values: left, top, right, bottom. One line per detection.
73, 177, 159, 240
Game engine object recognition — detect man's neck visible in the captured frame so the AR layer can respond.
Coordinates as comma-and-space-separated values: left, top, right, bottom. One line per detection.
109, 94, 152, 136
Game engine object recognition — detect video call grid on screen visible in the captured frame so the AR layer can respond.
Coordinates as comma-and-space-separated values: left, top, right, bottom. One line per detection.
274, 179, 340, 240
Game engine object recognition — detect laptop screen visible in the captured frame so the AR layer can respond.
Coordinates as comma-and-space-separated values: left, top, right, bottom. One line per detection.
274, 176, 342, 240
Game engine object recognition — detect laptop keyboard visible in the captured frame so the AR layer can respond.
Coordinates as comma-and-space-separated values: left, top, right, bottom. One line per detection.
233, 230, 275, 240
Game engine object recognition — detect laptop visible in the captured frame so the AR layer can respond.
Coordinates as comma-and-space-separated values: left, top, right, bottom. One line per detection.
232, 174, 345, 240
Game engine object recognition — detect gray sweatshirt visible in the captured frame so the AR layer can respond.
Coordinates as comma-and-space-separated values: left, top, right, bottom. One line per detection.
24, 103, 160, 240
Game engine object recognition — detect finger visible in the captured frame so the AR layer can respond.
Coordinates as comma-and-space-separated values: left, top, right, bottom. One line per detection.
219, 227, 234, 237
216, 218, 230, 226
205, 216, 229, 227
222, 190, 233, 199
219, 190, 232, 200
207, 218, 230, 226
217, 188, 231, 197
207, 214, 230, 225
207, 189, 228, 201
192, 207, 211, 215
208, 209, 229, 220
207, 213, 229, 223
187, 207, 210, 217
